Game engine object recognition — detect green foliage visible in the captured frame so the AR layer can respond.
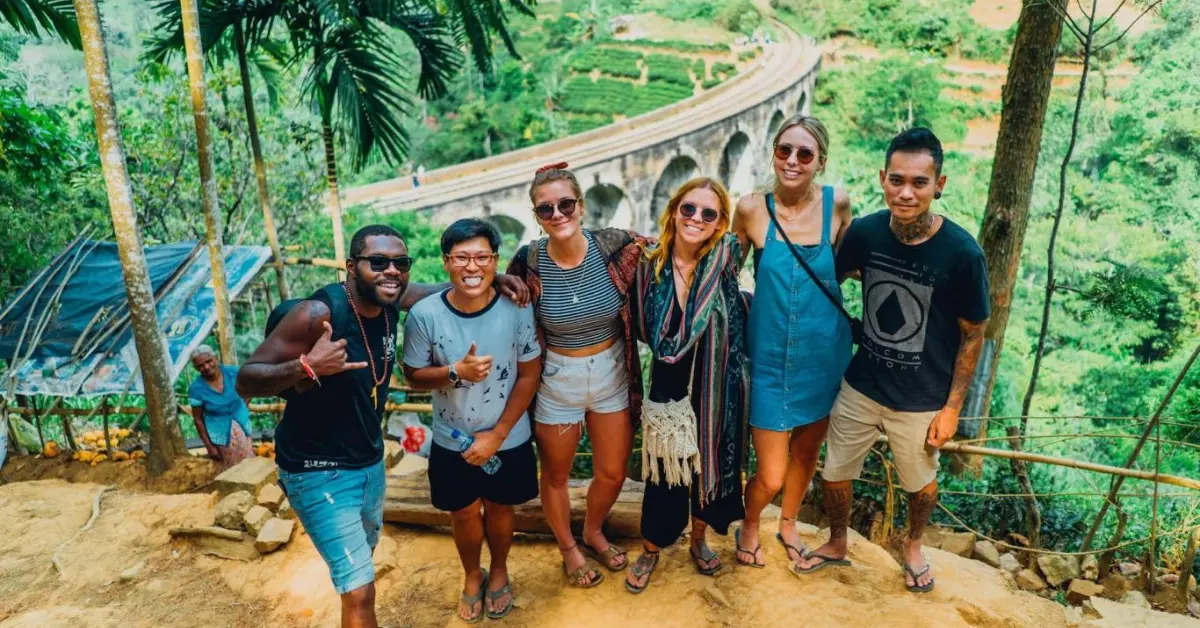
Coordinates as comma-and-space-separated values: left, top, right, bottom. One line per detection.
607, 38, 728, 54
568, 46, 643, 78
640, 0, 717, 23
701, 77, 722, 90
716, 0, 762, 35
711, 61, 737, 77
737, 49, 757, 62
559, 76, 692, 117
566, 113, 613, 134
645, 53, 694, 86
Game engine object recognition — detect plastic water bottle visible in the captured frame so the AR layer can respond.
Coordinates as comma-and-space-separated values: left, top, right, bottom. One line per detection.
450, 428, 502, 475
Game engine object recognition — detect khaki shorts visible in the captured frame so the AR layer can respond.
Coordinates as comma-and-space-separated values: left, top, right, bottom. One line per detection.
822, 379, 939, 493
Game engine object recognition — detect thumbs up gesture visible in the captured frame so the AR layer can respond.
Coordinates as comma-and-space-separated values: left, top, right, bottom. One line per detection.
307, 321, 369, 376
455, 342, 493, 383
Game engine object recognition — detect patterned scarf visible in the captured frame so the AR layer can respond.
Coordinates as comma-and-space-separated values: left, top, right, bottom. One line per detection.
635, 234, 750, 505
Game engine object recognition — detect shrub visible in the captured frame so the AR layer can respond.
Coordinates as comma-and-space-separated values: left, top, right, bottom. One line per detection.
717, 0, 762, 35
567, 113, 614, 134
607, 38, 729, 54
558, 76, 693, 118
712, 61, 738, 78
646, 53, 695, 86
568, 47, 643, 79
738, 49, 757, 62
701, 77, 723, 90
691, 57, 706, 78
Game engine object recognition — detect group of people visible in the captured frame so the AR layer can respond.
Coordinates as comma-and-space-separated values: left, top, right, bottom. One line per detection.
236, 118, 990, 628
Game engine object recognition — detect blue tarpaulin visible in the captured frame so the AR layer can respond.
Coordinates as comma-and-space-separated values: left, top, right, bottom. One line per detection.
0, 240, 270, 397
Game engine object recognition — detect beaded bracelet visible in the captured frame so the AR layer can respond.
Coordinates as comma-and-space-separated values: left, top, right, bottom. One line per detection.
299, 353, 320, 387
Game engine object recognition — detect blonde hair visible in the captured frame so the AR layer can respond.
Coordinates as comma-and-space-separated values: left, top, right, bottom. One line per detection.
528, 161, 583, 205
645, 177, 732, 280
772, 114, 830, 178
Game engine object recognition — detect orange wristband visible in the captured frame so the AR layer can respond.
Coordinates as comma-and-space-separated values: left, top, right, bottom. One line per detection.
299, 353, 320, 386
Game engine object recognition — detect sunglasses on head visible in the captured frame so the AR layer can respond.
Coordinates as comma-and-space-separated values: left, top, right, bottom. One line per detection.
355, 255, 413, 273
774, 143, 817, 165
534, 197, 578, 221
679, 202, 720, 224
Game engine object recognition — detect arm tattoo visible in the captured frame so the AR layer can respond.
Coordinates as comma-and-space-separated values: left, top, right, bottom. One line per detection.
906, 489, 938, 541
945, 318, 987, 412
824, 484, 853, 542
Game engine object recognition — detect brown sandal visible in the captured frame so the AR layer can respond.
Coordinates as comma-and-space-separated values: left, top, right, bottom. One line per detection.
581, 538, 628, 572
625, 551, 660, 594
560, 544, 604, 588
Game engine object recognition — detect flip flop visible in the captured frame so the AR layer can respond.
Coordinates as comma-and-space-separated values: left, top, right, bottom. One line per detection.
625, 551, 660, 594
775, 532, 809, 564
903, 561, 935, 593
485, 572, 514, 620
581, 538, 628, 572
734, 528, 766, 568
790, 551, 851, 576
459, 568, 487, 624
690, 544, 722, 576
562, 560, 604, 588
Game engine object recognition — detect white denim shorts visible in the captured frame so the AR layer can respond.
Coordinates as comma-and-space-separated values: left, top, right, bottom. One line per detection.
534, 339, 629, 425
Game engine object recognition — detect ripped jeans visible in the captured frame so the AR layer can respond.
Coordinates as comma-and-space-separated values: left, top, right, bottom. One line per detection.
278, 460, 386, 594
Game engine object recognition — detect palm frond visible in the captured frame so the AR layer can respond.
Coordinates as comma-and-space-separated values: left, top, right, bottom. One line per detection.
384, 0, 460, 99
0, 0, 81, 49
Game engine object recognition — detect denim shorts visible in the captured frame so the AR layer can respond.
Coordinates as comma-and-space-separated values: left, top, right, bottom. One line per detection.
534, 340, 629, 425
277, 460, 386, 595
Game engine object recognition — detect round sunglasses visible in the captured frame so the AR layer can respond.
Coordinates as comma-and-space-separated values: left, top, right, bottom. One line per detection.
679, 202, 720, 223
354, 255, 413, 273
773, 143, 817, 165
534, 197, 578, 221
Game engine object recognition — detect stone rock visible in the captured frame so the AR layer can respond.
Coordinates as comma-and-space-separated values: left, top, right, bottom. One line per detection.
701, 584, 730, 608
1117, 561, 1142, 578
256, 484, 284, 510
1100, 574, 1132, 596
1188, 598, 1200, 619
1037, 554, 1081, 587
1016, 569, 1047, 592
1161, 572, 1181, 585
213, 457, 278, 497
1081, 554, 1099, 581
1091, 596, 1197, 628
389, 453, 429, 477
277, 498, 295, 520
213, 491, 256, 530
374, 536, 398, 578
940, 531, 976, 558
192, 532, 258, 561
1066, 579, 1104, 606
385, 440, 404, 468
998, 553, 1023, 575
920, 527, 947, 549
243, 505, 272, 536
254, 518, 295, 554
119, 561, 146, 583
1063, 606, 1084, 626
1119, 590, 1150, 609
973, 540, 1001, 568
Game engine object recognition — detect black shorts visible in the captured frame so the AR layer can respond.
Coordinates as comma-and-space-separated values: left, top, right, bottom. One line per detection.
429, 438, 539, 512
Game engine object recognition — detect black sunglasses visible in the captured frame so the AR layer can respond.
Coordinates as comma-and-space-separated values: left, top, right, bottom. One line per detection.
679, 202, 720, 224
535, 197, 578, 221
355, 255, 413, 272
774, 143, 817, 164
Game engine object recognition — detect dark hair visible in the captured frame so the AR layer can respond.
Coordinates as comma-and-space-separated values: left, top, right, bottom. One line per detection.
349, 224, 404, 258
885, 127, 944, 176
440, 218, 501, 255
528, 162, 582, 204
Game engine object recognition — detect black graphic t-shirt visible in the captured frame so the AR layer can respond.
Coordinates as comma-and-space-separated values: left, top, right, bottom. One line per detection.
836, 210, 990, 412
275, 285, 398, 473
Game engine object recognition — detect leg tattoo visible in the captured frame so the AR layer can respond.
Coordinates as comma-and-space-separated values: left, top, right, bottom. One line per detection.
906, 489, 938, 541
824, 483, 852, 542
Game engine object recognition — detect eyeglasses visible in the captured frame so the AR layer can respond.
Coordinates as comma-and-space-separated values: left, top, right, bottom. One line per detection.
534, 198, 578, 221
773, 143, 817, 165
354, 255, 413, 273
444, 253, 498, 268
679, 202, 720, 224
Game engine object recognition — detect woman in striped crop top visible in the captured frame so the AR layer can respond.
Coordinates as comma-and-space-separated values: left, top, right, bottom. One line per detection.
508, 162, 649, 589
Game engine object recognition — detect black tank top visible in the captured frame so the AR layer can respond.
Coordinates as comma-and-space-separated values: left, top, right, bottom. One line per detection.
275, 283, 398, 472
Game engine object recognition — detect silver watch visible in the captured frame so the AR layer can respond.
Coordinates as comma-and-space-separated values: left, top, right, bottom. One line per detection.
448, 363, 460, 385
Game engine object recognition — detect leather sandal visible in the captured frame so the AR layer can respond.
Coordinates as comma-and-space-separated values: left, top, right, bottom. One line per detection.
625, 551, 660, 594
581, 537, 628, 572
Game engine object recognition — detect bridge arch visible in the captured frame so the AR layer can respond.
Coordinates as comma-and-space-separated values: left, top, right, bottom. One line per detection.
797, 91, 808, 116
486, 213, 528, 245
583, 183, 633, 230
719, 131, 755, 199
648, 155, 700, 233
764, 109, 786, 155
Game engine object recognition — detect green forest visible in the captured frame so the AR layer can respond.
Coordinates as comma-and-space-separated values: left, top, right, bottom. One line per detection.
1, 0, 1199, 601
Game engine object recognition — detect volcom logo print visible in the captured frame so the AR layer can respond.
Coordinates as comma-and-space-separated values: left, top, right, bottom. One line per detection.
862, 253, 937, 370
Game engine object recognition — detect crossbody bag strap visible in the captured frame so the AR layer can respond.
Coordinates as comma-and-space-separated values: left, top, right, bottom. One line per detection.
765, 194, 856, 326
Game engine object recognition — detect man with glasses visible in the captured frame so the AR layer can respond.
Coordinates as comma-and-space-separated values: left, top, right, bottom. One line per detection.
402, 218, 541, 623
237, 224, 527, 628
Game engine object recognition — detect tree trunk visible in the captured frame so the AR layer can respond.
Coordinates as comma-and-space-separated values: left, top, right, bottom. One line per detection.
966, 0, 1065, 432
181, 0, 236, 365
234, 21, 288, 301
74, 0, 178, 476
322, 121, 347, 280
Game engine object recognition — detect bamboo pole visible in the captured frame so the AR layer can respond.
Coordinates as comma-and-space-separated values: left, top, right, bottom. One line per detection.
101, 397, 113, 459
1179, 527, 1199, 604
283, 256, 344, 271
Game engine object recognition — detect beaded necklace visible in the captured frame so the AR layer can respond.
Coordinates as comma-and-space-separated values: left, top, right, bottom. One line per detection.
343, 282, 390, 406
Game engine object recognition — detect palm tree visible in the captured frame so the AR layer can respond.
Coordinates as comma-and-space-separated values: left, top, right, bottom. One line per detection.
178, 0, 236, 364
71, 0, 180, 476
1, 0, 81, 48
145, 0, 292, 300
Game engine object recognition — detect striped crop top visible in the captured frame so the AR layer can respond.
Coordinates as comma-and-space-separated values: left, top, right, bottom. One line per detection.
536, 231, 623, 349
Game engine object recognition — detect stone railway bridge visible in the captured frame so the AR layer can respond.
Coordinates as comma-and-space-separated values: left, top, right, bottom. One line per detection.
342, 21, 821, 241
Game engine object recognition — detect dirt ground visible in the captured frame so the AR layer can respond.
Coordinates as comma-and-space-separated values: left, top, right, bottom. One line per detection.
0, 455, 217, 494
0, 478, 1073, 628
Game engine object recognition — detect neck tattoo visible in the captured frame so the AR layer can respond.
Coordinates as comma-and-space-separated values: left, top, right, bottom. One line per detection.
891, 212, 935, 244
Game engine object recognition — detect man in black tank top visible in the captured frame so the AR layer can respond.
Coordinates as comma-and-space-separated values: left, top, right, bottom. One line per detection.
237, 225, 530, 627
